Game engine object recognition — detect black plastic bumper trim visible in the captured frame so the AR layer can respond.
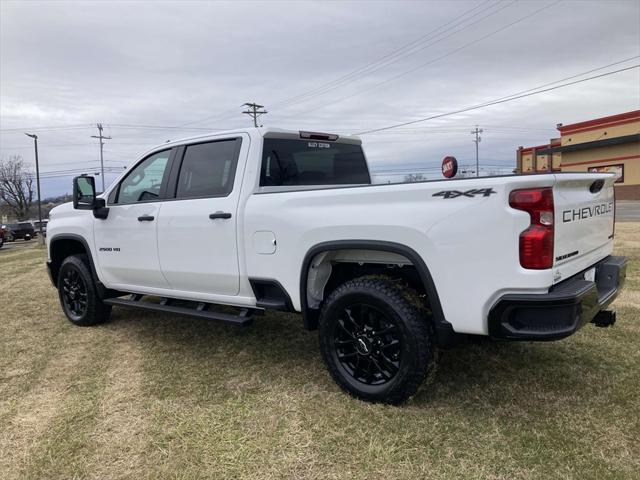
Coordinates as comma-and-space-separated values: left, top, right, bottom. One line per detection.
249, 278, 295, 312
488, 255, 628, 341
46, 261, 55, 287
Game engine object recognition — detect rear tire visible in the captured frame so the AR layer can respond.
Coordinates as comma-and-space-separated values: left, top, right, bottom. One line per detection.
319, 275, 436, 404
57, 254, 111, 326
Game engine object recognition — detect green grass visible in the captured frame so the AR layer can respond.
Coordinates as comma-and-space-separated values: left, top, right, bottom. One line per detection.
1, 224, 638, 479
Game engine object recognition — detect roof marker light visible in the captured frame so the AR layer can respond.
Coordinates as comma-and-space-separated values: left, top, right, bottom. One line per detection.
299, 131, 339, 141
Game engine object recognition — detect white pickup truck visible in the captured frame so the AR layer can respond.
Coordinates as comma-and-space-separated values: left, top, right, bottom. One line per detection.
46, 127, 628, 404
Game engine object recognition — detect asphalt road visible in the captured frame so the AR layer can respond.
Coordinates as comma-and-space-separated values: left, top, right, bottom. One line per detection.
617, 201, 640, 222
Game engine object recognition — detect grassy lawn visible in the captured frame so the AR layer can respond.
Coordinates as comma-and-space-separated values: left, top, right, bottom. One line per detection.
1, 224, 638, 479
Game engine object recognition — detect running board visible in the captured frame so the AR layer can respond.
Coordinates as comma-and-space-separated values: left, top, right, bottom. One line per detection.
104, 295, 254, 327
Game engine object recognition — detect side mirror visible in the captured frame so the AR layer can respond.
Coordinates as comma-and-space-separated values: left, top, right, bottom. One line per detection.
73, 175, 96, 210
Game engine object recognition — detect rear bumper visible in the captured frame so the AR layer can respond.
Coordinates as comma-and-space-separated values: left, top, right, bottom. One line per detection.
488, 255, 628, 340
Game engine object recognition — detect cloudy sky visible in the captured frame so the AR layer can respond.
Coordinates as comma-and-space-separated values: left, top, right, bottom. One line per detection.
1, 0, 639, 197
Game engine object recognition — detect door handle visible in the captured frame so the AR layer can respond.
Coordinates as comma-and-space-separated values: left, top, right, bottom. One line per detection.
209, 212, 232, 220
137, 215, 155, 222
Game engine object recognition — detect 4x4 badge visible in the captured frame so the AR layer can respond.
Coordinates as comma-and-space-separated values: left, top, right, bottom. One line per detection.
432, 188, 496, 199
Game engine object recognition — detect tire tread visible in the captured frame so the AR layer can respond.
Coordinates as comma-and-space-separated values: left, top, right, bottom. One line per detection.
319, 275, 436, 404
57, 254, 111, 326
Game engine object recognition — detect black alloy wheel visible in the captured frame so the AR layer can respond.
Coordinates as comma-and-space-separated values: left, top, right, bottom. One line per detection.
319, 276, 436, 404
61, 266, 89, 320
332, 303, 402, 385
57, 254, 111, 326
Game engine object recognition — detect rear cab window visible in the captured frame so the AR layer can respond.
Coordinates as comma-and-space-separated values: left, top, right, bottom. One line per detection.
260, 138, 371, 187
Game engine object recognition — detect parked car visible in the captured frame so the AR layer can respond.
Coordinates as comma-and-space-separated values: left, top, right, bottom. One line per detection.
1, 224, 14, 242
33, 220, 48, 237
8, 222, 35, 241
46, 127, 627, 404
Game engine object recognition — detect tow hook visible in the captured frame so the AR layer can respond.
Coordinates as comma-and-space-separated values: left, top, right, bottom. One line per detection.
591, 310, 616, 328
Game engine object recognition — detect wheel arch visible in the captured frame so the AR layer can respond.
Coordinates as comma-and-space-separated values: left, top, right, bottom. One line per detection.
299, 240, 452, 340
47, 234, 110, 298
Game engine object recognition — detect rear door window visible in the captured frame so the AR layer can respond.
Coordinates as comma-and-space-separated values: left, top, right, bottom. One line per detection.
175, 138, 241, 199
260, 139, 370, 186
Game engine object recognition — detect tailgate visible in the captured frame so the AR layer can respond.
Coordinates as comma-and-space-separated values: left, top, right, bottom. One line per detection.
553, 173, 616, 282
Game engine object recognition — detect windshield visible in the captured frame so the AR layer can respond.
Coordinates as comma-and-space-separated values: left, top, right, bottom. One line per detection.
260, 139, 370, 187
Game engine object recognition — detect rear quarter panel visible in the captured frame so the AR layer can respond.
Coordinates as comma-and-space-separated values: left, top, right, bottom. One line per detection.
243, 175, 557, 335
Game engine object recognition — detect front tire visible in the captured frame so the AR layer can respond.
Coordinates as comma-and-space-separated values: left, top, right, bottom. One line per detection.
57, 254, 111, 326
319, 276, 436, 404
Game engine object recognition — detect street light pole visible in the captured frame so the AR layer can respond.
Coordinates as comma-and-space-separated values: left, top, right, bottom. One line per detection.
25, 133, 44, 245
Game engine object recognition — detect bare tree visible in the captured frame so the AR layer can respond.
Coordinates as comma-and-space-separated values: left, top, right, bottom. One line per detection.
0, 155, 34, 220
404, 173, 425, 183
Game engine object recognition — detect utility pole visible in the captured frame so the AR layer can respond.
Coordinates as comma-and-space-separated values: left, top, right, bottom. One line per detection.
471, 125, 483, 177
242, 102, 267, 127
90, 123, 111, 192
24, 133, 44, 245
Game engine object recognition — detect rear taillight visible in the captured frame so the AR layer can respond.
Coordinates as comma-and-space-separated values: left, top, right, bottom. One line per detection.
509, 187, 554, 269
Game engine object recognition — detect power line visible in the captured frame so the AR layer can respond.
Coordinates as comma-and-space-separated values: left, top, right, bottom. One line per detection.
372, 161, 515, 171
356, 55, 639, 138
282, 0, 562, 116
0, 142, 121, 151
0, 124, 93, 133
29, 168, 125, 180
362, 129, 548, 138
35, 166, 124, 176
36, 165, 125, 175
472, 54, 640, 107
356, 64, 640, 135
372, 168, 514, 176
24, 159, 126, 169
0, 123, 223, 136
178, 104, 245, 127
106, 123, 218, 131
0, 3, 508, 132
269, 0, 506, 110
0, 3, 513, 132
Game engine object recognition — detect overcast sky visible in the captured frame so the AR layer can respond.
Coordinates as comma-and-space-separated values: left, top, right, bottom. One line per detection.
1, 0, 639, 197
